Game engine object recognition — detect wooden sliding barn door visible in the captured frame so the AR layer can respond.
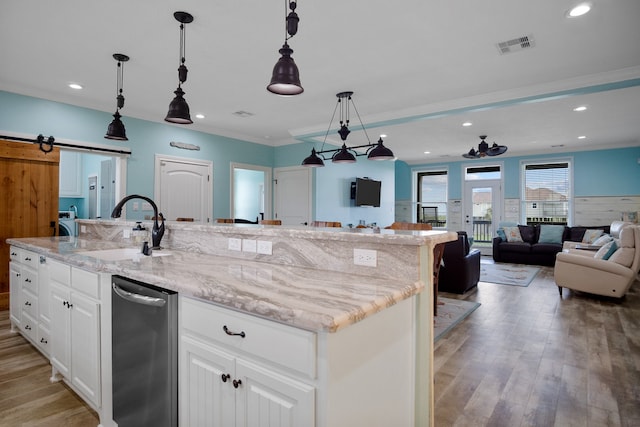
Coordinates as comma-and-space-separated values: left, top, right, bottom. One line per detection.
0, 139, 60, 310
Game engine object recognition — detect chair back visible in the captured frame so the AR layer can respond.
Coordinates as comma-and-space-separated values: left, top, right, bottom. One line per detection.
611, 220, 634, 238
176, 217, 194, 222
310, 221, 342, 228
260, 219, 282, 225
216, 218, 233, 223
444, 233, 469, 259
385, 222, 432, 231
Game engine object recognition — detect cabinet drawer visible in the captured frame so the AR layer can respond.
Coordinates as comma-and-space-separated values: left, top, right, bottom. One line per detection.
182, 297, 316, 378
21, 268, 38, 293
21, 311, 38, 341
71, 267, 100, 299
21, 250, 39, 269
49, 259, 71, 285
22, 289, 38, 317
10, 247, 20, 262
37, 325, 51, 356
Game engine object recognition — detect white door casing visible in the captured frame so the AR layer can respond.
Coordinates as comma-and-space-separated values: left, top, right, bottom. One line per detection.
274, 167, 312, 226
154, 155, 213, 223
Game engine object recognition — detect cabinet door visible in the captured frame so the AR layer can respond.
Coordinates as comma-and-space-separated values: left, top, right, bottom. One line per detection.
59, 150, 82, 197
181, 336, 235, 427
236, 359, 315, 427
50, 282, 71, 378
9, 263, 21, 327
70, 291, 101, 406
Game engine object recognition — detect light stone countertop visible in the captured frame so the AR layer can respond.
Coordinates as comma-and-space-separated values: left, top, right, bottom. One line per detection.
8, 236, 427, 333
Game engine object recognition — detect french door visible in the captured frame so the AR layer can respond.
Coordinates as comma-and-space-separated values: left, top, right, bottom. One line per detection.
463, 180, 502, 245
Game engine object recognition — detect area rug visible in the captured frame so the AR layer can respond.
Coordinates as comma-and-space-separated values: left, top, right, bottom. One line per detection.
480, 262, 540, 287
434, 297, 480, 341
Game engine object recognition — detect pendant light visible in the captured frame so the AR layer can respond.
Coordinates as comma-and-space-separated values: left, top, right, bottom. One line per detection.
301, 91, 395, 167
105, 53, 129, 141
267, 1, 303, 95
165, 11, 194, 124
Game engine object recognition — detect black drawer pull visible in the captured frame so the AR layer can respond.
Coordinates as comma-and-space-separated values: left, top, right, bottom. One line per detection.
233, 379, 242, 389
221, 373, 231, 383
40, 338, 48, 344
25, 325, 32, 330
24, 301, 32, 306
223, 325, 246, 338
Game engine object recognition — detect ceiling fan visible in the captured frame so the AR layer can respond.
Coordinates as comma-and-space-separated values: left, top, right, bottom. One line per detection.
462, 135, 508, 159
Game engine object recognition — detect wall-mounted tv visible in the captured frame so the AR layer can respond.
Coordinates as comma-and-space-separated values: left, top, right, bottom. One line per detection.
352, 177, 381, 207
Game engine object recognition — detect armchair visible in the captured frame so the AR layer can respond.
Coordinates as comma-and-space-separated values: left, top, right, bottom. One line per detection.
438, 231, 481, 294
555, 225, 640, 298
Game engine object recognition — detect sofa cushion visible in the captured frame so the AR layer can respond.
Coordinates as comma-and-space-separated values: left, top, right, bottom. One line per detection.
538, 224, 565, 244
499, 242, 532, 253
496, 228, 507, 241
503, 226, 524, 242
592, 234, 613, 246
610, 247, 634, 267
582, 229, 604, 244
518, 225, 537, 243
532, 243, 562, 253
595, 241, 618, 260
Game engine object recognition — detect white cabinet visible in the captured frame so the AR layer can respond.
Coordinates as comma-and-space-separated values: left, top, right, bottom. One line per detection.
9, 247, 51, 356
180, 297, 316, 427
59, 150, 83, 197
49, 259, 101, 407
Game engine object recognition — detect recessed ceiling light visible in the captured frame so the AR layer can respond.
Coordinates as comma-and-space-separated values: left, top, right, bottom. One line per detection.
567, 3, 591, 18
195, 113, 205, 119
424, 151, 430, 154
379, 134, 387, 138
68, 83, 83, 90
462, 122, 472, 127
573, 106, 587, 112
578, 135, 586, 139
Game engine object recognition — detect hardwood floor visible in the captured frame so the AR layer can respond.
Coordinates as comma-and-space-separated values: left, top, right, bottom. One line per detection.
435, 260, 640, 427
1, 263, 638, 426
0, 312, 99, 427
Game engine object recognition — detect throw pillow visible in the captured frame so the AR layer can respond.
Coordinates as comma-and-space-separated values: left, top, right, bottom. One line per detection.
538, 224, 565, 244
518, 225, 536, 243
582, 229, 604, 244
496, 228, 507, 241
592, 234, 613, 246
594, 241, 618, 260
503, 226, 523, 242
609, 247, 634, 267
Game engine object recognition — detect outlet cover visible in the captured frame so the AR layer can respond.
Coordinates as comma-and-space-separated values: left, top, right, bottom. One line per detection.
354, 248, 377, 267
242, 239, 257, 253
228, 238, 242, 251
257, 240, 273, 255
123, 228, 131, 238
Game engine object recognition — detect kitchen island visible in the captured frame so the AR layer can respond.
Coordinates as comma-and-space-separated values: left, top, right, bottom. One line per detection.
8, 221, 456, 426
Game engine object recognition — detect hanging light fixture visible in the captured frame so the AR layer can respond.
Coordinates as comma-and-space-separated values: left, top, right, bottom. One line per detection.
267, 1, 303, 95
462, 135, 508, 159
165, 11, 194, 124
301, 91, 395, 167
105, 53, 129, 141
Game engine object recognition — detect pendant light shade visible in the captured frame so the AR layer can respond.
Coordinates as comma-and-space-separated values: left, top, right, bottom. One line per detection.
267, 1, 303, 95
105, 111, 128, 141
301, 91, 395, 167
367, 138, 395, 160
301, 148, 325, 167
105, 53, 129, 141
267, 42, 303, 95
165, 11, 194, 124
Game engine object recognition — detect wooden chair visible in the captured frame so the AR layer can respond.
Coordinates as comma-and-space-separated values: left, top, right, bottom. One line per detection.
260, 219, 282, 225
385, 222, 432, 231
176, 217, 194, 222
215, 218, 234, 223
310, 221, 342, 228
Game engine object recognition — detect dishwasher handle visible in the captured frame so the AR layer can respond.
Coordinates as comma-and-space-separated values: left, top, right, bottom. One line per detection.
112, 282, 167, 307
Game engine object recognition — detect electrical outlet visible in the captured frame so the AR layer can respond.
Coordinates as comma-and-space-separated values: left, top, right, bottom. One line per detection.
354, 248, 377, 267
123, 228, 131, 238
242, 239, 257, 253
257, 240, 273, 255
133, 201, 139, 211
228, 238, 242, 251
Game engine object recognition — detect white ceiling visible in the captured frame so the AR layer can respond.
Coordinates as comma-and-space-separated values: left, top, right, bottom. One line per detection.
1, 0, 639, 164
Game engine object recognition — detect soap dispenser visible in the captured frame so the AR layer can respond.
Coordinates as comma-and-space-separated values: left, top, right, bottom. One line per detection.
132, 222, 147, 245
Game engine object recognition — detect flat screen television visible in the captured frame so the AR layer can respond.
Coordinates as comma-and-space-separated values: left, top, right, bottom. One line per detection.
353, 177, 381, 207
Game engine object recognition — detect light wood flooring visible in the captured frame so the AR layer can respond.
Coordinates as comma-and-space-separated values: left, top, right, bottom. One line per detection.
435, 260, 640, 426
1, 263, 638, 426
0, 312, 99, 426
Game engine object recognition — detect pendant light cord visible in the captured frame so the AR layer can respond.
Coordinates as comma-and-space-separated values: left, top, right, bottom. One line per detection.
349, 97, 372, 144
319, 98, 340, 152
116, 60, 123, 108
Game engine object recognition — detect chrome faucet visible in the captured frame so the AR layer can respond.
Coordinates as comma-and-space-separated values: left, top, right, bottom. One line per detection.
111, 195, 165, 249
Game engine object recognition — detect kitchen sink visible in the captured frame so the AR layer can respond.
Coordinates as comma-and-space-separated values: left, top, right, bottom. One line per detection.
76, 247, 171, 261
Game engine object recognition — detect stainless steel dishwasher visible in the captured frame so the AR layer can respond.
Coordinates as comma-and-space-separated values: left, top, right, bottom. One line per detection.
112, 275, 178, 427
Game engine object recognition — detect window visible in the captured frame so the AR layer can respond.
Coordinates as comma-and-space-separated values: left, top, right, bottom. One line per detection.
465, 165, 501, 181
417, 170, 447, 227
521, 160, 571, 225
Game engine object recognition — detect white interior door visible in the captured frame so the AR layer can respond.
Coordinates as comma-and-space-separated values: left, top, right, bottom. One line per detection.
463, 179, 502, 244
155, 155, 213, 223
274, 167, 312, 226
231, 163, 272, 222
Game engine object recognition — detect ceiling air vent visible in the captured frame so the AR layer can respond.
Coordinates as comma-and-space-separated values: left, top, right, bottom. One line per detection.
496, 35, 535, 55
233, 110, 254, 118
